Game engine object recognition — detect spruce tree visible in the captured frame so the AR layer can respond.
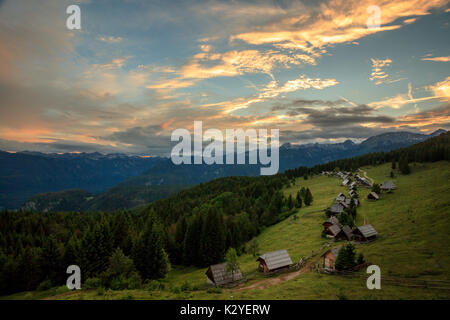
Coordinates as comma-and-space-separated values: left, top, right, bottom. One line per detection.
133, 220, 170, 280
200, 208, 226, 266
295, 191, 302, 208
304, 188, 313, 206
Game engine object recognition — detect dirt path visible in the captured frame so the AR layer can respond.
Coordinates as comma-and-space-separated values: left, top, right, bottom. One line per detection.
43, 290, 79, 300
231, 256, 321, 292
359, 169, 374, 185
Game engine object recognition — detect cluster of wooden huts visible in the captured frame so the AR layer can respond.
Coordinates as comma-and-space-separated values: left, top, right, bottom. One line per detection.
321, 223, 378, 271
367, 181, 396, 201
205, 249, 294, 287
330, 192, 359, 215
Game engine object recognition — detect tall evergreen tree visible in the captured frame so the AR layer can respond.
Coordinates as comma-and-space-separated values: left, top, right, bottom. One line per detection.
200, 208, 226, 266
295, 191, 302, 208
133, 220, 170, 280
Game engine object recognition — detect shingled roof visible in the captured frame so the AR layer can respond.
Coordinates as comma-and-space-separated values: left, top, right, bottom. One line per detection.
330, 203, 344, 214
336, 193, 346, 201
328, 224, 341, 236
381, 181, 396, 190
206, 263, 243, 286
356, 224, 378, 238
367, 192, 379, 200
341, 225, 353, 239
321, 247, 340, 258
324, 216, 342, 227
257, 249, 292, 271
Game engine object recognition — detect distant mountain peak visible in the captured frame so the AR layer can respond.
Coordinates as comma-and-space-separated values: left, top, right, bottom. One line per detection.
429, 129, 447, 137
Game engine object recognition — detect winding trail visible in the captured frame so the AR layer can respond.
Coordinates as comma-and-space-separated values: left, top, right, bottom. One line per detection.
230, 256, 322, 292
359, 169, 374, 185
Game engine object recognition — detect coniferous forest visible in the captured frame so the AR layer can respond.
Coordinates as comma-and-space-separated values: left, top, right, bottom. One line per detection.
0, 132, 449, 295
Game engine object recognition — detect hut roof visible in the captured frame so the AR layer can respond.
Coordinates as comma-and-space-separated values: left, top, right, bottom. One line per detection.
321, 247, 340, 258
356, 224, 378, 238
328, 224, 341, 236
324, 216, 342, 227
341, 225, 353, 239
206, 263, 243, 286
367, 192, 379, 200
381, 181, 396, 190
330, 203, 344, 214
257, 249, 292, 271
336, 193, 346, 201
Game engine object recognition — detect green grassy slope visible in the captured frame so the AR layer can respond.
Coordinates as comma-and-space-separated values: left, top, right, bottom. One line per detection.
4, 161, 450, 300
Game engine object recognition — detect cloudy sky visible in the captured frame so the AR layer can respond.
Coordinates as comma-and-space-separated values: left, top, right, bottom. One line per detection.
0, 0, 449, 155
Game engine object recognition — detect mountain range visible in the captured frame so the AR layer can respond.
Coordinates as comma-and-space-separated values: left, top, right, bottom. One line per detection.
1, 129, 445, 211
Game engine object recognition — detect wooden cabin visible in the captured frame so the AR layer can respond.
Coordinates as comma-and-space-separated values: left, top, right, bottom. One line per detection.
338, 200, 349, 209
329, 203, 344, 215
205, 263, 243, 287
341, 178, 351, 186
344, 198, 359, 207
349, 189, 358, 198
325, 224, 341, 237
336, 225, 353, 241
381, 181, 396, 191
336, 193, 346, 202
323, 216, 342, 230
367, 191, 379, 200
353, 224, 378, 242
322, 247, 340, 270
257, 249, 292, 273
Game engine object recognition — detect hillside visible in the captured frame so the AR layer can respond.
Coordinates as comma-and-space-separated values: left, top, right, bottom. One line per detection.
4, 160, 449, 300
0, 152, 165, 209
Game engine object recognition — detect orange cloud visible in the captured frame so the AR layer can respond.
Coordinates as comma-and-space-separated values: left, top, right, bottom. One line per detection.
421, 56, 450, 62
230, 0, 447, 54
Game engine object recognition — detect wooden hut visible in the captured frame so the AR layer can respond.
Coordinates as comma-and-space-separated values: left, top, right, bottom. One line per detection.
329, 203, 344, 215
353, 224, 378, 242
367, 191, 379, 200
257, 249, 292, 273
325, 224, 341, 237
336, 225, 353, 241
338, 200, 349, 209
344, 198, 359, 207
323, 216, 342, 229
322, 247, 340, 270
205, 263, 243, 287
349, 189, 358, 198
381, 181, 396, 191
336, 193, 346, 202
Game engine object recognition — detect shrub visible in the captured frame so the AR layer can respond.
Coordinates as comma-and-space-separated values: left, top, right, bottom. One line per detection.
207, 287, 222, 294
96, 287, 105, 296
37, 279, 52, 291
84, 277, 102, 289
181, 281, 192, 292
127, 272, 142, 290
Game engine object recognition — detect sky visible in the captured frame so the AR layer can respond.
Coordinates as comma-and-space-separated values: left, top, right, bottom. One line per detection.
0, 0, 449, 156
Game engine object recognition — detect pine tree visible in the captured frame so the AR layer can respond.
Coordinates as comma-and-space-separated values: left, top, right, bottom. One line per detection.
200, 208, 226, 266
133, 220, 170, 280
39, 235, 63, 285
335, 244, 357, 270
304, 188, 313, 206
183, 214, 203, 265
295, 191, 302, 208
287, 194, 293, 210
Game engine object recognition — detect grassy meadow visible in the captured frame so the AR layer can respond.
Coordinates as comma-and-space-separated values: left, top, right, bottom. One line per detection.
3, 161, 450, 300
